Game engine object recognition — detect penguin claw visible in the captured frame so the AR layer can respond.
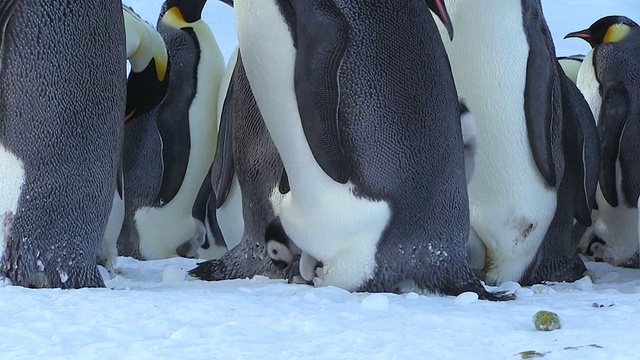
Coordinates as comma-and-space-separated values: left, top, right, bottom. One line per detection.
284, 257, 315, 285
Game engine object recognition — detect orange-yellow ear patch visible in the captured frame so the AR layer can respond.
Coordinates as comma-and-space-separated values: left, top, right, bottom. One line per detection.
604, 24, 631, 43
162, 7, 188, 28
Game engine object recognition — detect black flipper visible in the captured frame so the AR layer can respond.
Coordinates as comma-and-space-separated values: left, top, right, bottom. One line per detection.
206, 191, 226, 248
598, 82, 629, 207
522, 0, 558, 187
0, 0, 21, 57
291, 0, 350, 183
212, 73, 235, 208
155, 114, 191, 205
557, 63, 599, 226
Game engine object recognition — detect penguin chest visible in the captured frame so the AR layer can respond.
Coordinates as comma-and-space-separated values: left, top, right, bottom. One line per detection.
0, 144, 25, 259
576, 51, 602, 123
236, 0, 391, 291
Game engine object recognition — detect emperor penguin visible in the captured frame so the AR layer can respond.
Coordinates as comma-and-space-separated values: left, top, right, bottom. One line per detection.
0, 0, 125, 288
565, 16, 640, 267
233, 0, 509, 300
435, 0, 600, 286
117, 0, 225, 260
97, 4, 172, 272
189, 49, 291, 280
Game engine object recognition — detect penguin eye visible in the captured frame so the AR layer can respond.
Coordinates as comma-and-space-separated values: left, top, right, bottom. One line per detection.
271, 248, 278, 256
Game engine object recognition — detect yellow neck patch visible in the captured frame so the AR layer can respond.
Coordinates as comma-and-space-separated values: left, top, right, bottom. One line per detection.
604, 24, 631, 43
162, 7, 189, 28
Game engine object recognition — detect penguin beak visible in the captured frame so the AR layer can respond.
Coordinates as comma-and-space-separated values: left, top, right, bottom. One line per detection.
219, 0, 233, 6
564, 29, 591, 42
429, 0, 454, 40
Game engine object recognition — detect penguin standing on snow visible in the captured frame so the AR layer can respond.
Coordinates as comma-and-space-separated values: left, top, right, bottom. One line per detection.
118, 0, 225, 260
97, 5, 172, 272
435, 0, 600, 286
0, 0, 125, 288
233, 0, 509, 299
565, 16, 640, 267
190, 49, 291, 280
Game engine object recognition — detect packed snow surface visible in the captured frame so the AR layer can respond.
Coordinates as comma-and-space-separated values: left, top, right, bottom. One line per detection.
2, 1, 640, 359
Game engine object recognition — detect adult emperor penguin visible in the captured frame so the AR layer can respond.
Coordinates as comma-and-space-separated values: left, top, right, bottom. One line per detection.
117, 0, 225, 260
435, 0, 600, 286
97, 5, 172, 272
193, 51, 480, 282
565, 16, 640, 267
233, 0, 509, 299
0, 0, 125, 288
190, 49, 291, 280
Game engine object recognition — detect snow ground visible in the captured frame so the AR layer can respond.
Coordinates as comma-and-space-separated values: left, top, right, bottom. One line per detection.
2, 1, 640, 359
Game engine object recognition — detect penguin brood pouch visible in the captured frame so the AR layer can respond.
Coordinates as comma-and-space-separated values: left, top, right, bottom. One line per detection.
0, 0, 125, 288
232, 0, 511, 300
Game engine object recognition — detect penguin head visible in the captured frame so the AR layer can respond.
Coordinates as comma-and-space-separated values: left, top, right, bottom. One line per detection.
427, 0, 454, 40
564, 15, 639, 47
124, 7, 170, 120
265, 217, 300, 268
160, 0, 207, 25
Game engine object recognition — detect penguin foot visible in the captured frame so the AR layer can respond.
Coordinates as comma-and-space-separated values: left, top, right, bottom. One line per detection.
478, 290, 517, 301
453, 281, 516, 301
284, 258, 313, 285
2, 230, 105, 288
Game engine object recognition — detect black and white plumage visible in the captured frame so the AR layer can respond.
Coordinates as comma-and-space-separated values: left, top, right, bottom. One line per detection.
0, 0, 126, 288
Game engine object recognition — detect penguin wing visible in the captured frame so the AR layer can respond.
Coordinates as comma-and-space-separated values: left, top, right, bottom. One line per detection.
598, 82, 630, 207
155, 98, 192, 205
0, 0, 21, 54
522, 2, 561, 188
558, 65, 599, 226
291, 1, 351, 184
212, 73, 235, 208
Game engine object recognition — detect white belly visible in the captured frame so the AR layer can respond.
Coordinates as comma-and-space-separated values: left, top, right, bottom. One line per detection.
214, 173, 244, 251
437, 0, 557, 285
235, 0, 390, 291
0, 144, 24, 262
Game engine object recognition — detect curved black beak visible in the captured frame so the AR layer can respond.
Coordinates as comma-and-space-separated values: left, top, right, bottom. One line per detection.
428, 0, 454, 40
564, 29, 591, 41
